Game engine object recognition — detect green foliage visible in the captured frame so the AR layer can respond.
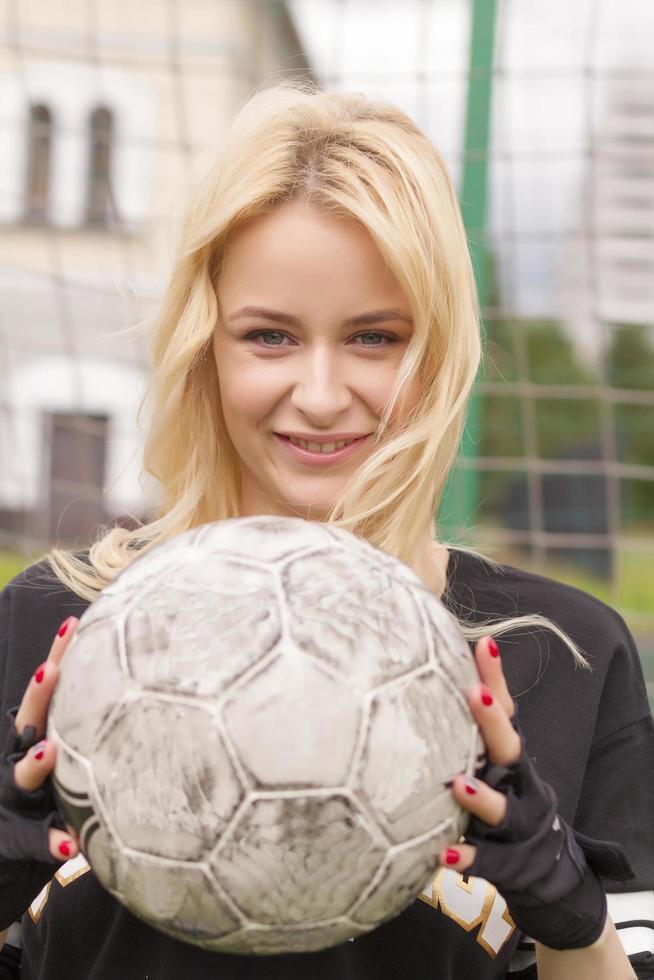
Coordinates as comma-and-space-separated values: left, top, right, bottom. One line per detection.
609, 324, 654, 390
475, 251, 654, 534
482, 314, 519, 383
480, 395, 524, 455
0, 552, 29, 588
609, 325, 654, 521
525, 320, 597, 386
615, 404, 654, 466
534, 397, 601, 459
530, 548, 654, 614
481, 317, 601, 461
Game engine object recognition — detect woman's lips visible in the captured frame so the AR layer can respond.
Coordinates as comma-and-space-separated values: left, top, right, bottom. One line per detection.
274, 433, 371, 466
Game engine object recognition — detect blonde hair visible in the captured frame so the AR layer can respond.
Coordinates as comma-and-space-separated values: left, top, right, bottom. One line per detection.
43, 80, 589, 669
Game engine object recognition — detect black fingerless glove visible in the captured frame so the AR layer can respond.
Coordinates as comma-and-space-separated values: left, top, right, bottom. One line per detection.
464, 715, 635, 950
0, 706, 69, 930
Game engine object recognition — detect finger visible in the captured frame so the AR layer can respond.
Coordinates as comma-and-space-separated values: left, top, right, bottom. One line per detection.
65, 823, 81, 848
47, 616, 78, 668
14, 617, 79, 738
474, 636, 515, 718
436, 842, 477, 874
450, 773, 507, 827
13, 738, 54, 792
48, 828, 80, 863
469, 683, 522, 767
12, 742, 81, 861
13, 663, 59, 746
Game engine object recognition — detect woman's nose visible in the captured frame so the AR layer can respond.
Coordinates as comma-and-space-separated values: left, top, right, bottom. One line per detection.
289, 351, 352, 419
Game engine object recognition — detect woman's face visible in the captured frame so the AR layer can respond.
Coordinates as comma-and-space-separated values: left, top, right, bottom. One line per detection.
212, 200, 417, 520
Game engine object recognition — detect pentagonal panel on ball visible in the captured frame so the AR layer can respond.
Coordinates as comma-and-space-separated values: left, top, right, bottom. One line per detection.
419, 590, 480, 692
118, 854, 241, 945
83, 819, 127, 898
356, 670, 475, 843
282, 551, 430, 690
123, 562, 282, 698
74, 586, 132, 633
99, 533, 190, 600
193, 515, 337, 564
350, 810, 466, 925
92, 697, 244, 861
49, 619, 127, 757
211, 795, 385, 925
222, 651, 362, 788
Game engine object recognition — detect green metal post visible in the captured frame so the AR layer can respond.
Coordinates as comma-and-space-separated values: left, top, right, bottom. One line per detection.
438, 0, 497, 537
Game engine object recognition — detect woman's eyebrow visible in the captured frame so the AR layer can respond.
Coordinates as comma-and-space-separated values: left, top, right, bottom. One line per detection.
227, 306, 413, 327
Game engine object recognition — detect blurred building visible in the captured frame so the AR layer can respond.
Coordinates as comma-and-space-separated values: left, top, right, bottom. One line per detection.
561, 80, 654, 369
0, 0, 314, 549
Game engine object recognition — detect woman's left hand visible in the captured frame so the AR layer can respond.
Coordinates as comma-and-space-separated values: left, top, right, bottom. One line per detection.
437, 635, 521, 873
436, 635, 635, 953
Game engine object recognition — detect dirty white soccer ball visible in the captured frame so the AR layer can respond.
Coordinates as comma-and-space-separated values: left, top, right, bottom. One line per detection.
48, 516, 484, 954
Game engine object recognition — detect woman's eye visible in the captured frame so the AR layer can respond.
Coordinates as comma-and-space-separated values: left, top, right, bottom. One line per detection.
355, 331, 395, 347
245, 330, 288, 347
244, 330, 397, 348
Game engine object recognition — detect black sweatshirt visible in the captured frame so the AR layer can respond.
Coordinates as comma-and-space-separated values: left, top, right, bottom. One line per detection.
1, 549, 653, 979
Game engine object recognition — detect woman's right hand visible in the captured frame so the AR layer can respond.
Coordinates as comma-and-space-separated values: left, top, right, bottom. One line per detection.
4, 616, 81, 863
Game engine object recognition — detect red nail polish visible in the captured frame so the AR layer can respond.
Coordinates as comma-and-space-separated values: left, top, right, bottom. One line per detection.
34, 663, 46, 684
488, 638, 499, 658
58, 617, 72, 638
464, 778, 478, 795
445, 848, 460, 865
481, 685, 493, 707
58, 841, 71, 857
34, 742, 46, 760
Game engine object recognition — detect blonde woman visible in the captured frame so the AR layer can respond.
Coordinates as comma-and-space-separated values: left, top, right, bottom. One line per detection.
1, 82, 653, 980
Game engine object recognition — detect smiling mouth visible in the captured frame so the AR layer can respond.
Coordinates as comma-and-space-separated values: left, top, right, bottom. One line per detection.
283, 435, 360, 452
275, 433, 371, 457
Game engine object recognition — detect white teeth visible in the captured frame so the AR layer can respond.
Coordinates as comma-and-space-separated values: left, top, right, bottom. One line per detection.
287, 436, 356, 453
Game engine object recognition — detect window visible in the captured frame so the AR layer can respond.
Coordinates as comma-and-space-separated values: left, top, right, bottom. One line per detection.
25, 104, 52, 223
86, 106, 114, 227
45, 411, 109, 541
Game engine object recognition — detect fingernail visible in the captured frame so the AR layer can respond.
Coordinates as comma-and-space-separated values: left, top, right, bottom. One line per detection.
488, 637, 499, 658
445, 848, 460, 865
58, 841, 72, 857
480, 685, 493, 707
32, 740, 47, 760
34, 662, 46, 684
58, 617, 73, 638
464, 777, 479, 795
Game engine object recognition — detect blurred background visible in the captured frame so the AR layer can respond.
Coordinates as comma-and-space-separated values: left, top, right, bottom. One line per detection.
0, 0, 652, 705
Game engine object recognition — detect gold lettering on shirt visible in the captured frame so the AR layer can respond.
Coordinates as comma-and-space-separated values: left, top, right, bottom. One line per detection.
28, 856, 91, 925
419, 867, 516, 959
28, 857, 515, 961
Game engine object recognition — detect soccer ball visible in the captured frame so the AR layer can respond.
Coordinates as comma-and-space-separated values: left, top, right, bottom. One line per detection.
48, 516, 484, 954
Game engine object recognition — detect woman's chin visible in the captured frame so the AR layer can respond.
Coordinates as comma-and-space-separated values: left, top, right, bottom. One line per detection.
277, 495, 336, 522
